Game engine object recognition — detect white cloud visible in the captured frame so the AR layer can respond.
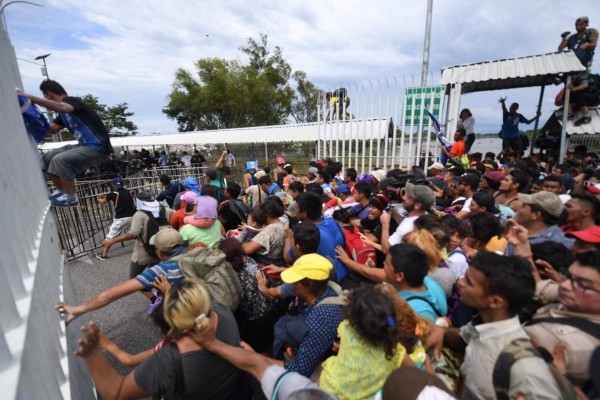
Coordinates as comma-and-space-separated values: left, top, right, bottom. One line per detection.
5, 0, 599, 134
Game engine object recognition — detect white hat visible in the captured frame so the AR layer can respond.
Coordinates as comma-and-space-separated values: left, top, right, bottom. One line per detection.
370, 169, 387, 182
428, 162, 445, 171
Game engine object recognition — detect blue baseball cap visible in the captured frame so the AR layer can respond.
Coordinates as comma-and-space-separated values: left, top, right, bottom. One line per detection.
112, 177, 125, 188
337, 183, 350, 194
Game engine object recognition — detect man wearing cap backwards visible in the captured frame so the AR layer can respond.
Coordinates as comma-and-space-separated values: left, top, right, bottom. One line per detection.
454, 173, 481, 220
245, 170, 270, 208
558, 16, 598, 69
506, 191, 574, 256
382, 182, 435, 253
95, 177, 136, 260
274, 254, 344, 377
56, 228, 186, 325
103, 190, 175, 278
306, 166, 319, 183
480, 171, 505, 195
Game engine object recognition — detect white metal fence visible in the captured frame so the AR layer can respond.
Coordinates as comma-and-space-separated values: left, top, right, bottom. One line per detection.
0, 17, 78, 400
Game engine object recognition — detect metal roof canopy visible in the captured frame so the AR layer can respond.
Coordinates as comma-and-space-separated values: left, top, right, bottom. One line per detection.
440, 51, 586, 94
441, 51, 586, 156
39, 118, 391, 151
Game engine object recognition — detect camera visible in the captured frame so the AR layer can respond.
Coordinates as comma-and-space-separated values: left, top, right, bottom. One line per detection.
382, 174, 429, 202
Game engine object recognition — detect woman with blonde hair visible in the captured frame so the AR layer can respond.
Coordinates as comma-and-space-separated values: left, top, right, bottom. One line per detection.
402, 230, 457, 297
74, 280, 244, 400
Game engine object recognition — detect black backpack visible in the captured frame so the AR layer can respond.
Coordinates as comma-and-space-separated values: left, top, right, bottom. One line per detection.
493, 338, 577, 400
139, 207, 169, 257
585, 73, 600, 106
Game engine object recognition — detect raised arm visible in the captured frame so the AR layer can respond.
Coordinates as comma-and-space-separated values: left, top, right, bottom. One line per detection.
215, 150, 228, 168
17, 90, 75, 114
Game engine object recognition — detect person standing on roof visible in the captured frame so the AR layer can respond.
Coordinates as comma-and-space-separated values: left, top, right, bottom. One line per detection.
558, 16, 598, 69
498, 97, 541, 155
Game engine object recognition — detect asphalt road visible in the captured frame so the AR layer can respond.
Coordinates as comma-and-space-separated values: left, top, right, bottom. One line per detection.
64, 241, 266, 400
65, 241, 162, 378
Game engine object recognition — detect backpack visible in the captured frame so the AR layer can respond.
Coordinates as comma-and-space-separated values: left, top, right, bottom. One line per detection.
492, 338, 577, 400
228, 199, 251, 223
585, 73, 600, 105
170, 246, 243, 311
343, 225, 376, 266
18, 95, 50, 143
267, 182, 282, 196
273, 281, 348, 360
139, 207, 169, 257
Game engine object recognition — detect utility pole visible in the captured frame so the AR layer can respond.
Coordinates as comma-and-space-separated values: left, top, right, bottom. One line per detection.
421, 0, 433, 87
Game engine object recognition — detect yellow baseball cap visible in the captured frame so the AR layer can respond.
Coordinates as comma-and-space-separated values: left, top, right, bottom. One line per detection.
281, 254, 333, 283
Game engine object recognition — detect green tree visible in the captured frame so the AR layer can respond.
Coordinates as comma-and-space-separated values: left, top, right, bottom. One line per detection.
291, 71, 320, 123
80, 94, 138, 136
163, 33, 319, 131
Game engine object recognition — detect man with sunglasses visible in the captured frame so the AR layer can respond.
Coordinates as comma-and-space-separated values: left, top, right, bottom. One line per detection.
525, 251, 600, 388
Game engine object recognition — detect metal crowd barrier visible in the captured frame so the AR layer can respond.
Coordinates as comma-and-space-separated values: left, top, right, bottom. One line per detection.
50, 166, 206, 259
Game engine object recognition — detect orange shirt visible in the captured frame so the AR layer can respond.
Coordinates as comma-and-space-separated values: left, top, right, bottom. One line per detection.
450, 140, 466, 157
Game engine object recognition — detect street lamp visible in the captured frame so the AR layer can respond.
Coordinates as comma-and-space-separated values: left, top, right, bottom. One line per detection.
34, 53, 51, 79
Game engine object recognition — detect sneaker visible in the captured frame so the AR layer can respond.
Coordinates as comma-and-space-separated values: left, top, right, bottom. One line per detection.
48, 190, 63, 200
51, 194, 79, 207
96, 253, 108, 261
574, 116, 592, 126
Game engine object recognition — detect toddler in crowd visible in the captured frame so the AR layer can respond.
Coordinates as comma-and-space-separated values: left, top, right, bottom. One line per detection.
233, 207, 266, 243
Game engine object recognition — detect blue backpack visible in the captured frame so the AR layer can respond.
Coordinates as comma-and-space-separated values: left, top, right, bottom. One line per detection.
18, 95, 50, 143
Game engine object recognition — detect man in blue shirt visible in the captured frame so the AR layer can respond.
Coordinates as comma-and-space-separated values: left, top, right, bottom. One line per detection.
384, 243, 447, 322
19, 80, 113, 206
285, 191, 348, 283
55, 228, 186, 325
499, 97, 540, 154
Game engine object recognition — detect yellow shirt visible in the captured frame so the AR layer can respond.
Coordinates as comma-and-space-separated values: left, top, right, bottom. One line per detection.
483, 236, 508, 254
320, 320, 405, 400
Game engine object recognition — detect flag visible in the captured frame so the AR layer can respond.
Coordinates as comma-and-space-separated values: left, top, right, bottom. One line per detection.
426, 108, 451, 165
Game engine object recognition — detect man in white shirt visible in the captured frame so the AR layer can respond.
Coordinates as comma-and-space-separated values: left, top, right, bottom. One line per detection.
425, 252, 561, 400
455, 173, 480, 220
381, 182, 435, 254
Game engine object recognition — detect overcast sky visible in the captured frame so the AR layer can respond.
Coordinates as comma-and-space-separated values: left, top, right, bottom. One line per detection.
5, 0, 598, 135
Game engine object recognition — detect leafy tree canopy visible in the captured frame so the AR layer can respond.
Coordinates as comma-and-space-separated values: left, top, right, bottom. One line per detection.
163, 33, 320, 131
80, 94, 138, 136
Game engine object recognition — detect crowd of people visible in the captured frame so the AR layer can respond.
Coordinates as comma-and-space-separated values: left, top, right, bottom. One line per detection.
54, 145, 600, 400
15, 19, 600, 397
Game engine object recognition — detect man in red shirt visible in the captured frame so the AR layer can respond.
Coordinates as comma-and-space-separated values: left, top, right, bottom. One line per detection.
441, 129, 467, 159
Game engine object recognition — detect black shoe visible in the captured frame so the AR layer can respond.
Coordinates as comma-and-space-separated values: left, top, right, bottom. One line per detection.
96, 253, 108, 261
574, 116, 591, 126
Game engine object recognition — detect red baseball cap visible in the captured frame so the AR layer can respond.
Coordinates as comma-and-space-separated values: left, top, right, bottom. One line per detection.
566, 225, 600, 243
584, 183, 600, 194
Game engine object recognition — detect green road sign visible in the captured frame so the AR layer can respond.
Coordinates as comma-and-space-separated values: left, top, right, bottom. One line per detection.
404, 86, 444, 125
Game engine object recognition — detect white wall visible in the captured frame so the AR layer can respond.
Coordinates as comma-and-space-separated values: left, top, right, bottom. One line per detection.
0, 15, 85, 400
